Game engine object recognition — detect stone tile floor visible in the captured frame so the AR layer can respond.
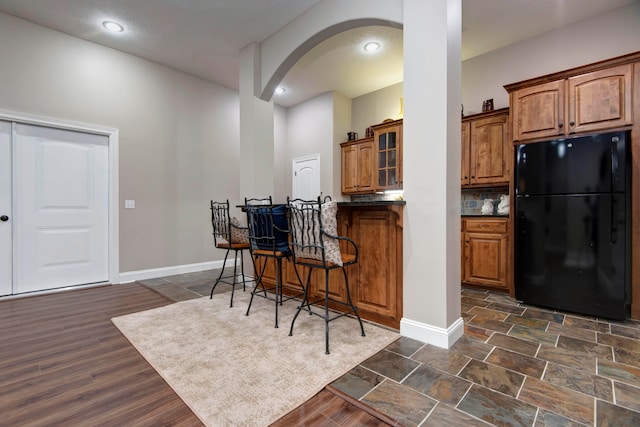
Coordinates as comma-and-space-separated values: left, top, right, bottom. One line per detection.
139, 270, 640, 426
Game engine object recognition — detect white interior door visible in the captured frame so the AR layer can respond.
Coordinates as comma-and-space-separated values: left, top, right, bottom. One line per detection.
292, 154, 320, 200
14, 123, 109, 294
0, 121, 12, 296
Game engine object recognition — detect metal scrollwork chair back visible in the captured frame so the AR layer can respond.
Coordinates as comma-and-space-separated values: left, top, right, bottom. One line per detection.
209, 200, 250, 307
286, 196, 365, 354
244, 197, 303, 328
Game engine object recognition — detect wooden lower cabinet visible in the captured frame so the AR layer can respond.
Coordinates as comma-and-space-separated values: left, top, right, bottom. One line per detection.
252, 204, 403, 329
349, 207, 402, 326
462, 217, 510, 291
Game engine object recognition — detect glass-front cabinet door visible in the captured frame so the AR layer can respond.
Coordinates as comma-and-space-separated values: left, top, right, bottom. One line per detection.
372, 120, 403, 190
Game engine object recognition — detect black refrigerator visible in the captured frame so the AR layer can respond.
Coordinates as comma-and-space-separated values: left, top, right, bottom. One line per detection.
515, 131, 630, 320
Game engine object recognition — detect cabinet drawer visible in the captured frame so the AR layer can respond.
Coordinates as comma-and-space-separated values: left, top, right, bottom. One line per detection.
464, 219, 507, 234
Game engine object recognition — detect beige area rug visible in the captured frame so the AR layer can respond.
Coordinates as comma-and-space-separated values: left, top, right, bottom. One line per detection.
111, 289, 400, 427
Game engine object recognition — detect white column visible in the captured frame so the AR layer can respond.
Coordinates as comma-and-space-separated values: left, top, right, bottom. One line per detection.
239, 43, 275, 200
401, 0, 463, 347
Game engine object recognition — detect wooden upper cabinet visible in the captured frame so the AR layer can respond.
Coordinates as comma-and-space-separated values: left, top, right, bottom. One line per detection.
342, 119, 403, 194
461, 121, 471, 186
461, 109, 509, 187
341, 144, 358, 193
357, 141, 375, 192
510, 63, 633, 142
512, 80, 565, 142
470, 113, 509, 185
341, 138, 374, 194
372, 120, 403, 191
568, 64, 633, 134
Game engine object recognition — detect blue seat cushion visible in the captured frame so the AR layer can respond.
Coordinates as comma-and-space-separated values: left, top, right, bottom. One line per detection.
253, 205, 290, 255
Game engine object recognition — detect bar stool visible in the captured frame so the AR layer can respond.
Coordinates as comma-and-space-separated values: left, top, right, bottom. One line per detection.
209, 200, 250, 307
286, 196, 365, 354
244, 197, 303, 328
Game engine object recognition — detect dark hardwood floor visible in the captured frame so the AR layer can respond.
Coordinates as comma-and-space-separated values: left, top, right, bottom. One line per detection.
271, 388, 395, 426
0, 283, 390, 426
0, 284, 202, 426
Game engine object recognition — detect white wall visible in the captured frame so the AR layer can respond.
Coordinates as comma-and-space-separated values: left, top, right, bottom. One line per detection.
350, 3, 640, 121
401, 0, 463, 345
3, 0, 637, 284
276, 92, 348, 203
273, 105, 289, 202
462, 2, 640, 114
351, 82, 403, 136
0, 12, 240, 273
259, 0, 403, 99
332, 93, 352, 200
285, 92, 336, 199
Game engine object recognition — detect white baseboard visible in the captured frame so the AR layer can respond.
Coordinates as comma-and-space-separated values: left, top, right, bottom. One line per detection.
400, 316, 465, 349
118, 260, 224, 284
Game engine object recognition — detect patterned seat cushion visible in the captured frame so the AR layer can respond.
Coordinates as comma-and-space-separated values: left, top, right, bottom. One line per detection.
292, 200, 342, 266
230, 216, 249, 244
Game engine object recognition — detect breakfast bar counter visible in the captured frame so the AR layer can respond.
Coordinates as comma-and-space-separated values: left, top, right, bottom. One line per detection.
335, 202, 404, 328
255, 201, 404, 329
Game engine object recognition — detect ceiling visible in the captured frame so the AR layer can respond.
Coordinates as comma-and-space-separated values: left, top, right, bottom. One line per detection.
0, 0, 635, 107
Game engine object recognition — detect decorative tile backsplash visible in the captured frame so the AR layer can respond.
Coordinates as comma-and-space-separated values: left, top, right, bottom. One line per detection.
346, 189, 510, 215
461, 187, 509, 216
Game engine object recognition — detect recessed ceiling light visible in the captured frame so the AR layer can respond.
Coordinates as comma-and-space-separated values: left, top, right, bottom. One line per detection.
363, 41, 380, 53
102, 21, 124, 32
275, 86, 286, 95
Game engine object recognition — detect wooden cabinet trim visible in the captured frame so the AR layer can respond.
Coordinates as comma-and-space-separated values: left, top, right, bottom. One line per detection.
461, 121, 471, 185
631, 62, 640, 319
371, 118, 403, 130
504, 51, 640, 93
340, 136, 374, 148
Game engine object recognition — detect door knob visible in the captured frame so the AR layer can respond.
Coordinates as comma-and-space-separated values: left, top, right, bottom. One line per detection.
0, 215, 8, 222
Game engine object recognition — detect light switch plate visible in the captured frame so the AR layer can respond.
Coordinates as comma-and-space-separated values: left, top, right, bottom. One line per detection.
125, 200, 135, 209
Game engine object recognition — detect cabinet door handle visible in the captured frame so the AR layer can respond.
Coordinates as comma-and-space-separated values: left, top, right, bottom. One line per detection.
558, 122, 563, 128
569, 121, 575, 126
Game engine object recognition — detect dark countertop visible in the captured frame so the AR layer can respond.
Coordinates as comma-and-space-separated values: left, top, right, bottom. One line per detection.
338, 200, 406, 207
462, 214, 509, 218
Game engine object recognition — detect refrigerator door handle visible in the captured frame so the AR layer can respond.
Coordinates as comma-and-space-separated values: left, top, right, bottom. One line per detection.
611, 137, 619, 192
611, 195, 618, 245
